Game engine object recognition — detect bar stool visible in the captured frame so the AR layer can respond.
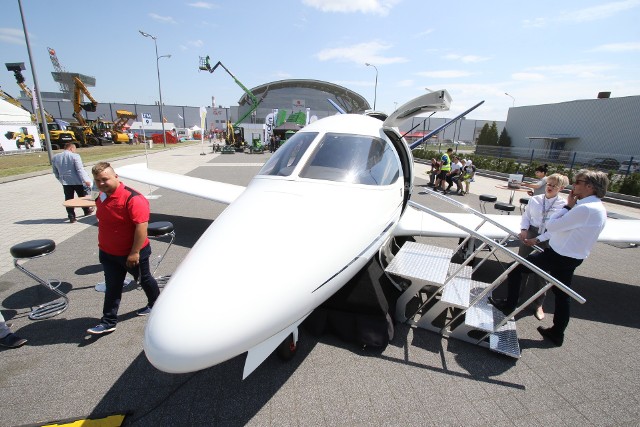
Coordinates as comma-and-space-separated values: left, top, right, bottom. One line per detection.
148, 221, 175, 286
479, 194, 497, 214
10, 239, 68, 320
494, 202, 516, 215
519, 197, 530, 214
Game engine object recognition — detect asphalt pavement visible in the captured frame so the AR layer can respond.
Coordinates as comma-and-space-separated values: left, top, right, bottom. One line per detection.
1, 144, 639, 426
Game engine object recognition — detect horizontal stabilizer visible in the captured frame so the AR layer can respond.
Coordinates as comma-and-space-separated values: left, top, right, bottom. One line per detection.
116, 163, 245, 205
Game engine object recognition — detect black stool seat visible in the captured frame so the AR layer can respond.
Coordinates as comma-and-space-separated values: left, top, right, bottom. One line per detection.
495, 202, 516, 212
148, 221, 174, 237
519, 197, 530, 205
10, 239, 66, 320
10, 239, 56, 259
479, 194, 497, 203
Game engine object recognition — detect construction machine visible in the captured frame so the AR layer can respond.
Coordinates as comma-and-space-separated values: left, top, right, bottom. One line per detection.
112, 110, 137, 143
199, 56, 263, 153
4, 126, 35, 150
5, 63, 76, 150
68, 76, 107, 146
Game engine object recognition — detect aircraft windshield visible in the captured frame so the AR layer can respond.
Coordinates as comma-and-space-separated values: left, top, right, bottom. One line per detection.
258, 132, 318, 176
299, 133, 399, 185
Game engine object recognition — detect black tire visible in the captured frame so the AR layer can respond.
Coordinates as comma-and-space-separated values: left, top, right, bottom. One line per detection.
88, 137, 99, 146
276, 333, 298, 361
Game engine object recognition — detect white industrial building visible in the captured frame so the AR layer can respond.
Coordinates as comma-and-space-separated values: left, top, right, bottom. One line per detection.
505, 95, 640, 160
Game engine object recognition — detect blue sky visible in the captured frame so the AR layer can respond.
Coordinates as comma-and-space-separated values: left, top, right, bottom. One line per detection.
1, 0, 639, 121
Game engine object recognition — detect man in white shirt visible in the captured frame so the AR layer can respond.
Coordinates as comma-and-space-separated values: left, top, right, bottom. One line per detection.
490, 170, 609, 346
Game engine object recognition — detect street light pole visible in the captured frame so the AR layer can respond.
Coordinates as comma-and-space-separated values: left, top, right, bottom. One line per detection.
140, 30, 168, 148
365, 63, 378, 110
17, 0, 53, 163
505, 92, 515, 107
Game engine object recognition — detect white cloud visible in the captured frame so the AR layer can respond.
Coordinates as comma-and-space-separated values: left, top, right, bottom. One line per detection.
591, 41, 640, 52
315, 41, 407, 65
529, 63, 616, 79
188, 2, 217, 9
524, 0, 640, 28
302, 0, 401, 16
188, 39, 204, 48
149, 13, 177, 24
512, 72, 545, 81
444, 53, 490, 64
413, 29, 434, 38
561, 0, 640, 23
0, 28, 26, 45
396, 79, 414, 87
416, 70, 473, 78
522, 17, 548, 28
273, 71, 293, 79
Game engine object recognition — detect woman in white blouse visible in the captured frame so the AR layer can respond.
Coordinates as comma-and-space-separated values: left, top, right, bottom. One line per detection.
518, 173, 570, 320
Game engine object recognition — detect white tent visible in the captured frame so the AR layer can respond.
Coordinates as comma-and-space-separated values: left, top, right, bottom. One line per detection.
0, 98, 32, 122
0, 99, 41, 152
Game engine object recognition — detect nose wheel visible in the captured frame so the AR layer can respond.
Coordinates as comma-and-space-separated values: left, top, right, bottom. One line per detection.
276, 332, 298, 361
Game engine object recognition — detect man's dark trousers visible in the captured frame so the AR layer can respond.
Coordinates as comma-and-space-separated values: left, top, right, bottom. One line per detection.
505, 247, 583, 334
63, 184, 90, 219
100, 244, 159, 328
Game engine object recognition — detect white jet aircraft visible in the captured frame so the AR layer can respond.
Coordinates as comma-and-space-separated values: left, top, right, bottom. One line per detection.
117, 90, 640, 378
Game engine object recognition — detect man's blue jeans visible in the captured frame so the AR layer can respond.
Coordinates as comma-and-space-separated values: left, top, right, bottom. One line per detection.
99, 244, 159, 327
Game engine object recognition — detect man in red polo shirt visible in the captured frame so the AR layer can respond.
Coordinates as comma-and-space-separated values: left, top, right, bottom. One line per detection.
87, 162, 160, 334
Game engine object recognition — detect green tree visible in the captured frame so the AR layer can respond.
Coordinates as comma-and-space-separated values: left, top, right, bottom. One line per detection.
498, 127, 512, 147
488, 122, 499, 145
477, 123, 490, 145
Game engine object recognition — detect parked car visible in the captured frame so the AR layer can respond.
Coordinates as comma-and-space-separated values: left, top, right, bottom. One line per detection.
618, 160, 639, 174
585, 157, 620, 171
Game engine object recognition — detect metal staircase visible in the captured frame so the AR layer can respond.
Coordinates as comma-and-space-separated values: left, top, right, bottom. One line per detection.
380, 189, 586, 358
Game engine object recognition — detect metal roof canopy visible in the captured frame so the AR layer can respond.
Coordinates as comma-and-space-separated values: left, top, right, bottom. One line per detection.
527, 135, 580, 141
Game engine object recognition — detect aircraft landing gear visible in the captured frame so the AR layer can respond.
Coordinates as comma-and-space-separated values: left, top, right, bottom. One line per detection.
276, 332, 298, 361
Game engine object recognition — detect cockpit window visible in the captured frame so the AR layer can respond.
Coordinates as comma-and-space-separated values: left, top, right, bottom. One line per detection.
258, 132, 318, 176
299, 133, 399, 185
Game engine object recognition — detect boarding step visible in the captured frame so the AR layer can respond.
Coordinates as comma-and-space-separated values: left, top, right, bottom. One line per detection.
385, 242, 453, 288
440, 264, 473, 308
490, 321, 521, 358
465, 295, 510, 333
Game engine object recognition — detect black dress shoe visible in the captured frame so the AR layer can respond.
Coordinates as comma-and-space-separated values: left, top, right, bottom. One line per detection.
537, 326, 564, 346
488, 296, 506, 308
0, 333, 27, 348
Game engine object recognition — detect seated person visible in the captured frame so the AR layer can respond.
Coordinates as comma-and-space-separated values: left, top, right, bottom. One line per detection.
459, 160, 476, 195
444, 156, 463, 194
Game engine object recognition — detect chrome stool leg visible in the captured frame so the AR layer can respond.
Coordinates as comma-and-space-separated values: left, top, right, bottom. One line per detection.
10, 239, 68, 320
148, 221, 175, 287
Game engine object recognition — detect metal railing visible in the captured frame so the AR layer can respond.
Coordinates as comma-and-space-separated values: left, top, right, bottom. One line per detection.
392, 190, 585, 336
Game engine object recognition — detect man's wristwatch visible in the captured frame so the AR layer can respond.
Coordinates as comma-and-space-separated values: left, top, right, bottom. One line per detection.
564, 205, 572, 210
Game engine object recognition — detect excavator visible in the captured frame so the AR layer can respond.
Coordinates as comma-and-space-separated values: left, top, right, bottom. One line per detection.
5, 63, 76, 150
112, 110, 136, 143
68, 76, 119, 146
199, 56, 263, 153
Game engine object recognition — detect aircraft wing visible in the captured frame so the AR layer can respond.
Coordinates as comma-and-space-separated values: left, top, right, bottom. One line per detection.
395, 206, 640, 244
116, 163, 245, 205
